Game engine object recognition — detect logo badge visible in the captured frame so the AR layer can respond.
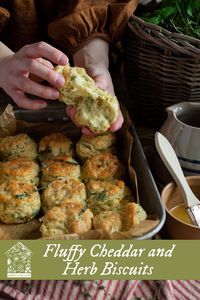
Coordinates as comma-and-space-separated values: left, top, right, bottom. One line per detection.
5, 242, 32, 278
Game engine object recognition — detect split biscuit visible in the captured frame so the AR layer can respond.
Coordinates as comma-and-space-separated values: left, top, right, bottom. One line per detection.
122, 202, 147, 230
55, 64, 119, 133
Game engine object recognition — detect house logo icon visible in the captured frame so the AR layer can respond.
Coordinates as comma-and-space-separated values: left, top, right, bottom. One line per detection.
5, 242, 33, 278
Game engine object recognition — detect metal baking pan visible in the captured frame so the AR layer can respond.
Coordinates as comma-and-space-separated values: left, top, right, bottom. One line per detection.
13, 105, 166, 240
14, 101, 68, 123
129, 124, 166, 239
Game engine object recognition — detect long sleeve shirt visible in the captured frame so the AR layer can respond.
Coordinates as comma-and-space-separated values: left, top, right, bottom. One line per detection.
0, 0, 138, 56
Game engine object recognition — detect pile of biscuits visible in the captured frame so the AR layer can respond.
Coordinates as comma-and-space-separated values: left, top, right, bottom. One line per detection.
0, 132, 147, 238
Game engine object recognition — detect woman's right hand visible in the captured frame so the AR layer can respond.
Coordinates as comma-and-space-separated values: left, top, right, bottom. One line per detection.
0, 41, 68, 110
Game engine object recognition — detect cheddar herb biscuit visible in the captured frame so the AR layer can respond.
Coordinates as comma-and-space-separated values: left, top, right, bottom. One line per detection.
93, 211, 122, 233
86, 179, 133, 214
0, 181, 41, 224
38, 132, 74, 162
82, 153, 125, 182
41, 179, 86, 213
0, 159, 40, 186
55, 65, 119, 133
122, 202, 147, 230
40, 155, 81, 187
0, 133, 37, 160
40, 201, 93, 238
76, 132, 117, 162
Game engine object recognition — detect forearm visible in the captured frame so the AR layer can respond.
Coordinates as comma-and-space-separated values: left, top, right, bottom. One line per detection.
73, 38, 109, 69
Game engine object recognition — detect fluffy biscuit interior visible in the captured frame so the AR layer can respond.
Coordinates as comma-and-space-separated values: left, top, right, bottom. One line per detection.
55, 65, 119, 133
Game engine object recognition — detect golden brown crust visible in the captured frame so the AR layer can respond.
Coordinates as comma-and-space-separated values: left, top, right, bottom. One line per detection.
86, 179, 133, 214
82, 152, 125, 181
121, 202, 147, 230
93, 211, 122, 233
76, 132, 117, 162
0, 159, 40, 186
40, 201, 93, 238
38, 132, 74, 162
0, 180, 41, 224
40, 156, 81, 187
0, 133, 37, 161
40, 206, 67, 237
41, 179, 86, 212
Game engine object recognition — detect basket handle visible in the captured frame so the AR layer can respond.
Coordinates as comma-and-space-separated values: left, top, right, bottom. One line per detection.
129, 15, 200, 58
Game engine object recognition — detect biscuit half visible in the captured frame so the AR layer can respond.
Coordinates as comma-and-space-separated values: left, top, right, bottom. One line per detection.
55, 65, 119, 133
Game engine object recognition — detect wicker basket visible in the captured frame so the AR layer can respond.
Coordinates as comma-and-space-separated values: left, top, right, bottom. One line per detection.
123, 14, 200, 127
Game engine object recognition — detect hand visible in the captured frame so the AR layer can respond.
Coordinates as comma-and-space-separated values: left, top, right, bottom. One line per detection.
69, 38, 124, 134
0, 41, 68, 110
84, 65, 124, 133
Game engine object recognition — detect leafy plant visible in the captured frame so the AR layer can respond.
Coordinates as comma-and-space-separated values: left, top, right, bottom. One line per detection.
137, 0, 200, 38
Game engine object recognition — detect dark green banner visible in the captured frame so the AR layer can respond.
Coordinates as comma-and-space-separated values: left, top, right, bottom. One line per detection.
0, 240, 199, 280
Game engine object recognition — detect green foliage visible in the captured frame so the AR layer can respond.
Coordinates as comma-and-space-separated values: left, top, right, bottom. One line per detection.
137, 0, 200, 38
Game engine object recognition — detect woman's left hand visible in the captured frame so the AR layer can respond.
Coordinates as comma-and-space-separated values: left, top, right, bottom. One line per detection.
66, 38, 124, 135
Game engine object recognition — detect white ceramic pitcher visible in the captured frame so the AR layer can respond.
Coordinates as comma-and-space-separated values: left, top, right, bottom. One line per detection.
160, 102, 200, 176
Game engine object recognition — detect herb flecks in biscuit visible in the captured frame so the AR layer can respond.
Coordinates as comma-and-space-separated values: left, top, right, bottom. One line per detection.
38, 132, 74, 162
41, 179, 86, 213
40, 201, 93, 238
40, 155, 81, 187
0, 181, 41, 224
0, 159, 40, 186
0, 133, 37, 161
86, 179, 133, 214
82, 153, 125, 182
76, 132, 117, 162
55, 65, 119, 134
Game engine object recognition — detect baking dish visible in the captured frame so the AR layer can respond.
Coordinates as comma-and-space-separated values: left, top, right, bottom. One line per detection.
0, 103, 165, 240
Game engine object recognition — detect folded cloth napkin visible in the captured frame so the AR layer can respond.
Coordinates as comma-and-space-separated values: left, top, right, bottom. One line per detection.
0, 280, 200, 300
